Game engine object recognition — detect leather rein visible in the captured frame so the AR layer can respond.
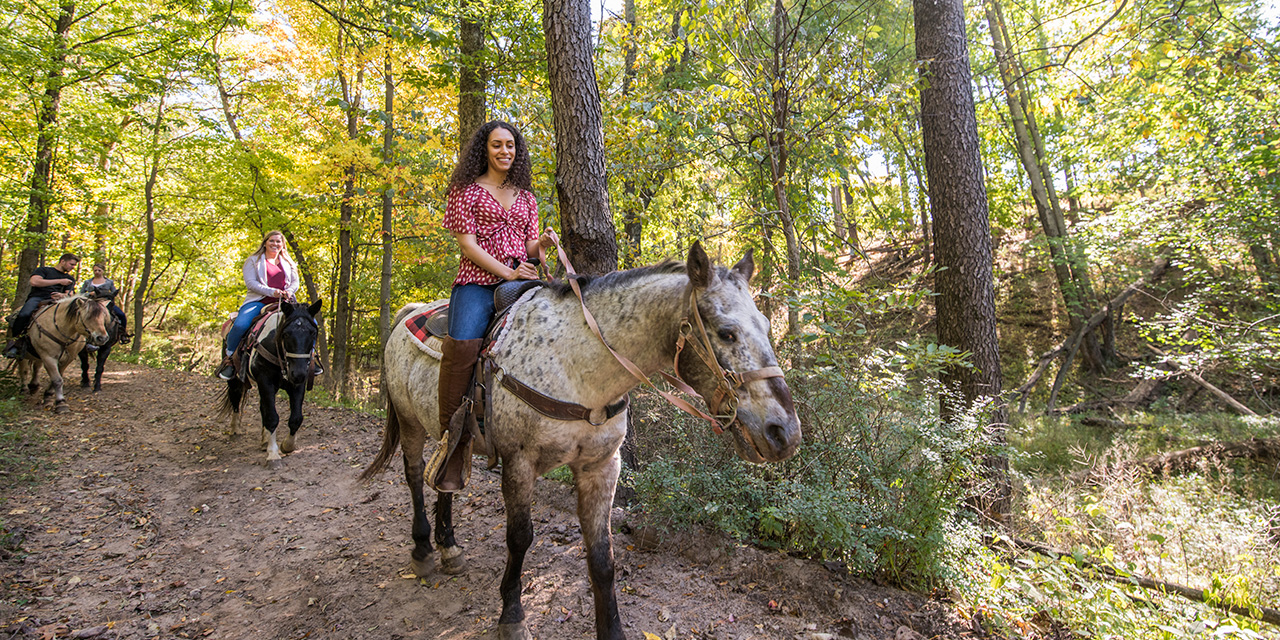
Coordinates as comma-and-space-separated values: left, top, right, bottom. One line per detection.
542, 240, 784, 436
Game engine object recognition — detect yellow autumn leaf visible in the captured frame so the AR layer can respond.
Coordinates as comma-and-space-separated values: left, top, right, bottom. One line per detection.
644, 633, 663, 640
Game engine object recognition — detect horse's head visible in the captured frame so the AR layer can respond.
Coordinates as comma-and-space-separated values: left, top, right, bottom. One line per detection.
278, 299, 322, 386
69, 295, 111, 346
676, 242, 801, 463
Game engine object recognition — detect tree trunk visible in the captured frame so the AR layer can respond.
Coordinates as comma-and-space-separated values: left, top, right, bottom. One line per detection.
15, 1, 76, 308
544, 0, 617, 275
619, 0, 642, 268
915, 0, 1008, 517
458, 0, 487, 144
765, 0, 802, 338
379, 50, 395, 404
133, 91, 166, 354
332, 41, 364, 399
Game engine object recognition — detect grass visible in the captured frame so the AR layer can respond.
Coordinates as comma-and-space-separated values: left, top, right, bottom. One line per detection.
0, 369, 45, 563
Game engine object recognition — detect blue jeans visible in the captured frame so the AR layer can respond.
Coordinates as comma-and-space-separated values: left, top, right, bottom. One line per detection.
449, 284, 497, 340
226, 301, 267, 355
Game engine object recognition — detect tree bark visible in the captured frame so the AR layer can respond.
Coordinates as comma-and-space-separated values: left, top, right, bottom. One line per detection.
544, 0, 617, 275
915, 0, 1008, 516
133, 90, 167, 354
379, 49, 395, 405
15, 1, 76, 308
332, 34, 364, 399
458, 0, 487, 144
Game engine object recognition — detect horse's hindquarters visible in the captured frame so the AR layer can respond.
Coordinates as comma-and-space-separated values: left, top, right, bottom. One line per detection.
383, 325, 444, 443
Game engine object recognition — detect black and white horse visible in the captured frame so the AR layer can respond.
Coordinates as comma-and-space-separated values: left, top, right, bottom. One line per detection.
79, 310, 123, 392
216, 300, 323, 469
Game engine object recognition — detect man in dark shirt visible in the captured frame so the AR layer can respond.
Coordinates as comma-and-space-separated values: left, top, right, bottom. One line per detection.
4, 253, 79, 358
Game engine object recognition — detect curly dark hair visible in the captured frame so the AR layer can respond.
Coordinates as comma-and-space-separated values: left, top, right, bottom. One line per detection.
447, 120, 533, 194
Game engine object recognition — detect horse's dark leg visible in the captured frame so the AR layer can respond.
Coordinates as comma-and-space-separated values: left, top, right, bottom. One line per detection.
257, 376, 284, 470
576, 453, 625, 640
397, 400, 435, 577
498, 460, 537, 640
93, 346, 109, 392
79, 349, 90, 388
280, 381, 303, 454
434, 492, 466, 574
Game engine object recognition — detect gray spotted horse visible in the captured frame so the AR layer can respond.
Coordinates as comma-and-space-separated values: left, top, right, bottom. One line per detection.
363, 242, 801, 640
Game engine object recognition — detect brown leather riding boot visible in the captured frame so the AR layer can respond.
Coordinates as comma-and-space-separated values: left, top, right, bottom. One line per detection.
427, 337, 483, 492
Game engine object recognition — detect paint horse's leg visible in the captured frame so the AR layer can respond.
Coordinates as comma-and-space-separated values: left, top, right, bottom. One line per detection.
257, 379, 285, 470
394, 403, 436, 578
575, 452, 625, 640
226, 378, 244, 438
78, 348, 90, 388
497, 458, 538, 640
435, 490, 467, 574
40, 353, 68, 414
280, 381, 303, 454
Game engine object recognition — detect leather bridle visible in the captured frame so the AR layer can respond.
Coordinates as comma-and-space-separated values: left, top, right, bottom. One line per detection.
552, 240, 784, 438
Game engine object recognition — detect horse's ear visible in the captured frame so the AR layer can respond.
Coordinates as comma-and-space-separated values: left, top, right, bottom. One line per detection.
687, 241, 712, 289
731, 248, 755, 283
280, 301, 295, 316
307, 298, 323, 319
69, 296, 84, 312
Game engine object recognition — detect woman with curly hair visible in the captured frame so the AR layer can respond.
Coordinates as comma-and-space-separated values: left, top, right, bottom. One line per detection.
432, 120, 557, 492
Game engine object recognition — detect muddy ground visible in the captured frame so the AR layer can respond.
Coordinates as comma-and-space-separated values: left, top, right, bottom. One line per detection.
1, 362, 982, 639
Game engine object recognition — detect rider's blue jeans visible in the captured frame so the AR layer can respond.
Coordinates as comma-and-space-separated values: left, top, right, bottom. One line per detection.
225, 300, 267, 355
448, 283, 498, 341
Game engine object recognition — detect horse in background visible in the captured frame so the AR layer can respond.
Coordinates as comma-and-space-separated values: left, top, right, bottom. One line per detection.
363, 242, 800, 640
79, 308, 123, 392
15, 294, 111, 413
215, 300, 323, 469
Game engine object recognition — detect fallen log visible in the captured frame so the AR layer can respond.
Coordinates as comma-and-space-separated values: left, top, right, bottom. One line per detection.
1145, 345, 1258, 417
1014, 257, 1171, 413
986, 535, 1280, 627
1046, 258, 1172, 413
1068, 435, 1280, 483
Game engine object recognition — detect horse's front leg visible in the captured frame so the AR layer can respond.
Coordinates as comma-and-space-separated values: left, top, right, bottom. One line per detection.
257, 382, 284, 470
575, 452, 625, 640
226, 378, 244, 438
93, 348, 108, 392
78, 349, 90, 388
280, 382, 303, 454
40, 355, 68, 414
498, 458, 537, 640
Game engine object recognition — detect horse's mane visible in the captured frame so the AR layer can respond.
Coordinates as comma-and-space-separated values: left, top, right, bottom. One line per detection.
545, 260, 690, 298
62, 293, 107, 320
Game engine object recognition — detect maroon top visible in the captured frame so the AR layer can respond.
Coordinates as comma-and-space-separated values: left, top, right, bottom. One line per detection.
441, 183, 539, 286
262, 258, 287, 303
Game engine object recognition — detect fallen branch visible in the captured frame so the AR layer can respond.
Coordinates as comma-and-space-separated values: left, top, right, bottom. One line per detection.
1069, 435, 1280, 483
1146, 345, 1258, 416
1046, 258, 1171, 413
986, 535, 1280, 627
1055, 377, 1167, 414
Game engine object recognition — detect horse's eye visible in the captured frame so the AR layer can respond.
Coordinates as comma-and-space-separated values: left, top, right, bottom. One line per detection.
718, 328, 736, 343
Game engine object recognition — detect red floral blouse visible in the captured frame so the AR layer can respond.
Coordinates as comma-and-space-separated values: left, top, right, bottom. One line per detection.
441, 183, 540, 286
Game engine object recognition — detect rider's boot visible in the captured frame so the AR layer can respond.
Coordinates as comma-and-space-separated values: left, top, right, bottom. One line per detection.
216, 352, 236, 381
3, 336, 28, 359
426, 337, 483, 493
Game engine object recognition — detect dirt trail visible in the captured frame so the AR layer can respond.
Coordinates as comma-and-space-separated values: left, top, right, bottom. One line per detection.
1, 363, 976, 639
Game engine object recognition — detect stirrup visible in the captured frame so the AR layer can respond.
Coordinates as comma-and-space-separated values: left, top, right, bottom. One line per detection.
426, 427, 473, 493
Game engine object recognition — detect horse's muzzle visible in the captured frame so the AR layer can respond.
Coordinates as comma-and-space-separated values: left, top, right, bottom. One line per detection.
89, 333, 109, 346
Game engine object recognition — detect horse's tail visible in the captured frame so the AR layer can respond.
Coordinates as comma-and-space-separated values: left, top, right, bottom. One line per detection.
213, 378, 245, 419
359, 399, 402, 482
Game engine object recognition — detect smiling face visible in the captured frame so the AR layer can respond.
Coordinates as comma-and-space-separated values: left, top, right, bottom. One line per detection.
486, 126, 516, 176
264, 233, 285, 258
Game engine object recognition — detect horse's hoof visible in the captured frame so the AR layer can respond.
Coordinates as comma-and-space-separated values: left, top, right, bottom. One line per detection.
410, 556, 434, 578
93, 386, 101, 393
497, 623, 532, 640
80, 379, 89, 388
280, 439, 296, 454
267, 459, 284, 470
54, 403, 69, 415
439, 545, 467, 575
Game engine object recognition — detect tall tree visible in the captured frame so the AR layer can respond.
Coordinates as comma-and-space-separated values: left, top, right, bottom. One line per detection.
133, 86, 168, 354
458, 0, 487, 143
914, 0, 1008, 514
332, 25, 366, 398
544, 0, 617, 274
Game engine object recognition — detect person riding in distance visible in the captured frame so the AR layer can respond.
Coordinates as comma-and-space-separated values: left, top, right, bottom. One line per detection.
4, 253, 79, 358
80, 264, 130, 341
217, 230, 299, 380
430, 120, 558, 492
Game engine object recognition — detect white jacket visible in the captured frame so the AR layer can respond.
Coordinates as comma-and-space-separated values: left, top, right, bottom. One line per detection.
241, 253, 299, 305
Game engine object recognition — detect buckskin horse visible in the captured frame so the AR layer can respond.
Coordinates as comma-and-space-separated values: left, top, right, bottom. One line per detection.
215, 300, 323, 469
15, 294, 111, 413
363, 242, 801, 640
